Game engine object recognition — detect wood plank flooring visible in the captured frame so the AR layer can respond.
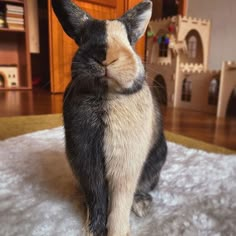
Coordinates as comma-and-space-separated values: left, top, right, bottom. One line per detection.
162, 107, 236, 151
0, 88, 236, 151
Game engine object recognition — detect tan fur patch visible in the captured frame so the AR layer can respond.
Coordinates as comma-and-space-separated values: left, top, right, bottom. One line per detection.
104, 83, 159, 236
104, 20, 144, 92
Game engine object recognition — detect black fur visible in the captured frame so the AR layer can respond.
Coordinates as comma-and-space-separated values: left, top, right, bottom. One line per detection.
63, 95, 108, 236
71, 20, 108, 94
51, 0, 91, 44
63, 19, 108, 236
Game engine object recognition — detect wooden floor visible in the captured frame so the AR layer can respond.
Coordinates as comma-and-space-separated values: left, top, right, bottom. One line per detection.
0, 88, 236, 151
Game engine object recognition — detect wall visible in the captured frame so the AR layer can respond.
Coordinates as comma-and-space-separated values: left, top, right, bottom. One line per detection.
27, 0, 39, 53
187, 0, 236, 69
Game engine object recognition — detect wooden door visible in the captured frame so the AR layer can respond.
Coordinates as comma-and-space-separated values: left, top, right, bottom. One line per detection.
48, 0, 145, 93
179, 0, 187, 16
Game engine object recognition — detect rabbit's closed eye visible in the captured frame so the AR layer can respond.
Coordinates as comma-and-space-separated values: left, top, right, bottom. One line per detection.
103, 59, 119, 66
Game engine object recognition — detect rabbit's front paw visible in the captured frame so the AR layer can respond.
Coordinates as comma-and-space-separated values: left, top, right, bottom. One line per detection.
132, 192, 153, 217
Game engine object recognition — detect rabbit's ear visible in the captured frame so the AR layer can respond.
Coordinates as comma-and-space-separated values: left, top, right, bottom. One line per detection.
119, 0, 152, 45
51, 0, 91, 44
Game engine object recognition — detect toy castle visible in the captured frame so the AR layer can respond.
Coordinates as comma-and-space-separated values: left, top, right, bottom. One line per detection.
146, 15, 236, 118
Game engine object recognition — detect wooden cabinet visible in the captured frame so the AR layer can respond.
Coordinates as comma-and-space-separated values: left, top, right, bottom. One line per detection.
0, 0, 31, 90
48, 0, 145, 93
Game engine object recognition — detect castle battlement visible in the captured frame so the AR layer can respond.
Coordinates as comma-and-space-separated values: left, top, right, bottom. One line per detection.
157, 61, 172, 66
149, 17, 175, 34
180, 63, 204, 73
180, 63, 220, 75
223, 61, 236, 70
149, 15, 210, 33
150, 16, 177, 25
180, 16, 210, 26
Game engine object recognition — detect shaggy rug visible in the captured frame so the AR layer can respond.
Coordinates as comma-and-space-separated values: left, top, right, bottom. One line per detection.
0, 127, 235, 236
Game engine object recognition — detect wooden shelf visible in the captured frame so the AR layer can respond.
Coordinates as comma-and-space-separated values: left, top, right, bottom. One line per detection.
0, 27, 25, 33
0, 0, 24, 4
0, 0, 31, 90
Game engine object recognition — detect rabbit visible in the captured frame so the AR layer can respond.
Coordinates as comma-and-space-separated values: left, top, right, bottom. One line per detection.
52, 0, 167, 235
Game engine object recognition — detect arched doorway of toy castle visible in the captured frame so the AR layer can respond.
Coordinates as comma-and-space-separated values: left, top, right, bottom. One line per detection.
208, 78, 220, 105
184, 30, 203, 64
0, 73, 5, 88
226, 87, 236, 117
153, 75, 167, 105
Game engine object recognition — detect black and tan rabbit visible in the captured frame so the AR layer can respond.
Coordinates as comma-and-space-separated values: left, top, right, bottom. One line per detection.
52, 0, 167, 235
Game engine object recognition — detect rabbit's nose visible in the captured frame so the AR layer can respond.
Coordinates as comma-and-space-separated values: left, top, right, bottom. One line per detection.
102, 61, 108, 67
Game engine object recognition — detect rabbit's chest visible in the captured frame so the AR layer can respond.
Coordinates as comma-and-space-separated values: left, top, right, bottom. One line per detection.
103, 86, 155, 173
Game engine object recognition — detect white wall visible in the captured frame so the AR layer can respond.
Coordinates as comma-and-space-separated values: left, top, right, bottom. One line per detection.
187, 0, 236, 69
28, 0, 40, 53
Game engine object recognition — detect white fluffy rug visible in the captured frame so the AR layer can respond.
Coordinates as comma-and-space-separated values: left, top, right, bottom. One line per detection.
0, 127, 236, 236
